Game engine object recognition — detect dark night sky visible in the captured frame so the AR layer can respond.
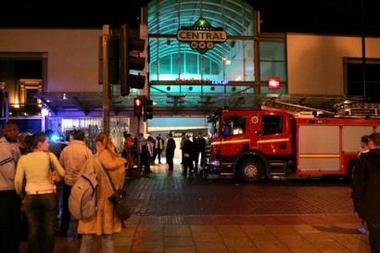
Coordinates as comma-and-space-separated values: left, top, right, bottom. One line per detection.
0, 0, 378, 36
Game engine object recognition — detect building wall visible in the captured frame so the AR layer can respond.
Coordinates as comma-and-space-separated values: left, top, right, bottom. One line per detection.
2, 28, 380, 100
287, 33, 380, 95
0, 28, 102, 92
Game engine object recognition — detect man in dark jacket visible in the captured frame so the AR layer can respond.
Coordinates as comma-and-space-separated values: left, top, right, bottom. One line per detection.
165, 133, 176, 171
0, 121, 21, 253
352, 132, 380, 253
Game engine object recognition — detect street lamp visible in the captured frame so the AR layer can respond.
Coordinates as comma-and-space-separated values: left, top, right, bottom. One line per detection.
361, 0, 367, 103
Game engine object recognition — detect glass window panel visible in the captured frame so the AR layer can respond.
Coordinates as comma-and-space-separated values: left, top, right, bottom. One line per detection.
159, 56, 171, 75
244, 40, 255, 81
260, 62, 286, 81
260, 41, 285, 61
224, 40, 255, 82
150, 61, 158, 81
185, 53, 198, 74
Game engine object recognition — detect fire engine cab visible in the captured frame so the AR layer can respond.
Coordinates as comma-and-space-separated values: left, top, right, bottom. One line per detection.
206, 99, 380, 182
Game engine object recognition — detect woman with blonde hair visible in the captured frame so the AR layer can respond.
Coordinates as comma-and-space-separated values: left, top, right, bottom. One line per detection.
78, 132, 127, 253
14, 132, 65, 253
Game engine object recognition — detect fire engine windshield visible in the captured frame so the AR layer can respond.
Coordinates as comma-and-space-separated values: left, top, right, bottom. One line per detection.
222, 116, 246, 136
207, 114, 219, 138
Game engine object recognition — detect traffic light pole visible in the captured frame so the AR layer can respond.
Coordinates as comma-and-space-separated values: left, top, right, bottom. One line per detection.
136, 115, 142, 175
102, 25, 111, 134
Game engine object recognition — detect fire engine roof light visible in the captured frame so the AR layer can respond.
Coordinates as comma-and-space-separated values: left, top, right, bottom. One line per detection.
266, 94, 281, 99
343, 100, 354, 104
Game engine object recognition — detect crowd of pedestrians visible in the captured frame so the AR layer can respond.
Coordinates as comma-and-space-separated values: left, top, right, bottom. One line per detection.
1, 123, 195, 252
120, 131, 207, 178
180, 132, 207, 177
0, 122, 129, 253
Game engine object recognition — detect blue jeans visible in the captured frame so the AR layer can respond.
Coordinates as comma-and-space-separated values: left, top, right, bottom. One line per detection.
80, 234, 114, 253
368, 223, 380, 253
23, 193, 58, 253
59, 183, 72, 234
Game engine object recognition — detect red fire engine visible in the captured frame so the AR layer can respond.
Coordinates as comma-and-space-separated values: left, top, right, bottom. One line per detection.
206, 99, 380, 182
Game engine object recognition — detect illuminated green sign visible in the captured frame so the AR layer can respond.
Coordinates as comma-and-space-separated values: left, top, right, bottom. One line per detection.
177, 17, 228, 54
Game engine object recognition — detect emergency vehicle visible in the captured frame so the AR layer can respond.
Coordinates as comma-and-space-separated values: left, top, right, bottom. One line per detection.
205, 99, 380, 182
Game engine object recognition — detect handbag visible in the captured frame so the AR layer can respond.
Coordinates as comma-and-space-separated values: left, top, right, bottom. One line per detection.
107, 188, 131, 220
47, 153, 59, 185
95, 158, 132, 220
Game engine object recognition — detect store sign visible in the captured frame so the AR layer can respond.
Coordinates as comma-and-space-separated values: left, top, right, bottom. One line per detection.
175, 78, 229, 85
177, 17, 227, 54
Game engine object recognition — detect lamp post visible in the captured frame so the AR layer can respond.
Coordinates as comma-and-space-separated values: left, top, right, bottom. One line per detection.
361, 0, 367, 103
102, 25, 111, 134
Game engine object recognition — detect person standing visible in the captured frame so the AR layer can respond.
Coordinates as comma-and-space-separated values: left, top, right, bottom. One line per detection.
141, 136, 154, 175
352, 132, 380, 253
77, 133, 126, 253
165, 133, 176, 171
17, 131, 33, 241
0, 121, 22, 253
58, 129, 93, 237
155, 134, 164, 164
122, 132, 134, 170
148, 133, 157, 164
356, 134, 370, 235
180, 132, 186, 164
14, 132, 65, 253
193, 132, 206, 174
181, 134, 194, 177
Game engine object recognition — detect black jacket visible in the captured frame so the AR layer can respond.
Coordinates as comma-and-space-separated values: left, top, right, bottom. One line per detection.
351, 148, 380, 223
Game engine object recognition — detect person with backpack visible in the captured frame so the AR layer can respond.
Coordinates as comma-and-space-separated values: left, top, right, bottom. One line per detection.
77, 132, 126, 253
58, 129, 93, 237
14, 132, 65, 253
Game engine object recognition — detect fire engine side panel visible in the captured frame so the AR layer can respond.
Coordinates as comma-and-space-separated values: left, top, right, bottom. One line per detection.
342, 126, 376, 153
298, 125, 340, 172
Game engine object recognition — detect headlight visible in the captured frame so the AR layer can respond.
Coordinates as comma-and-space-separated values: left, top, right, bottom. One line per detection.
210, 160, 220, 166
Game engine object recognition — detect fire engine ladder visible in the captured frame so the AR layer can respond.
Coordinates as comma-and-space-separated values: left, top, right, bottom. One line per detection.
261, 100, 335, 117
335, 102, 380, 118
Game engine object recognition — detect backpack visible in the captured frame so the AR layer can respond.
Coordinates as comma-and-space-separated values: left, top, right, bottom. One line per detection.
68, 156, 98, 220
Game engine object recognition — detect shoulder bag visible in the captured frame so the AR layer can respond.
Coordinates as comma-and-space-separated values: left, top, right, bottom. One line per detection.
95, 157, 132, 220
47, 152, 60, 185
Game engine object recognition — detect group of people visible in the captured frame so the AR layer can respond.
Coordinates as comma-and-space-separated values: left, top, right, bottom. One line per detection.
180, 132, 207, 177
121, 132, 177, 175
0, 121, 127, 253
121, 131, 206, 177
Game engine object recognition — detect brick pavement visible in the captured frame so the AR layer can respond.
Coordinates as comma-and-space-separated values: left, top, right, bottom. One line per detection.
20, 161, 370, 253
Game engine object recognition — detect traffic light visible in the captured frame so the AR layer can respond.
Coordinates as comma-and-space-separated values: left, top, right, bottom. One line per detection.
134, 96, 144, 117
120, 24, 146, 96
144, 98, 153, 121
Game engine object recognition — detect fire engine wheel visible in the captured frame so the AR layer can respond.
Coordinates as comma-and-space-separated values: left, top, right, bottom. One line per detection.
238, 158, 265, 183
